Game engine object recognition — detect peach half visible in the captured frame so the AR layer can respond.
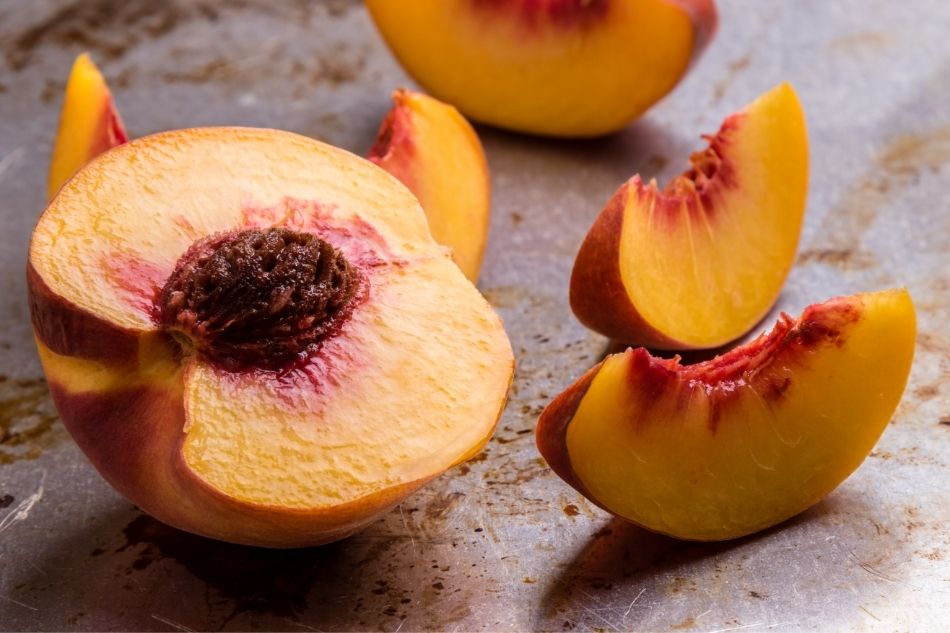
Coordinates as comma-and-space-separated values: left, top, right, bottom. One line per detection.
571, 83, 808, 349
538, 289, 916, 541
47, 53, 127, 200
369, 89, 490, 282
365, 0, 718, 137
29, 127, 514, 547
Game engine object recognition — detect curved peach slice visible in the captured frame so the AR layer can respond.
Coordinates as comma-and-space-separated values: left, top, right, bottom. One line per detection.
29, 127, 514, 547
47, 53, 127, 200
571, 83, 808, 349
369, 89, 490, 282
538, 289, 916, 541
365, 0, 718, 137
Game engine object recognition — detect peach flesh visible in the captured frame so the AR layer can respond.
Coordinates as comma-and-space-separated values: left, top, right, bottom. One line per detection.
29, 128, 514, 546
365, 0, 718, 137
538, 289, 916, 540
48, 53, 127, 200
368, 89, 491, 283
570, 83, 808, 349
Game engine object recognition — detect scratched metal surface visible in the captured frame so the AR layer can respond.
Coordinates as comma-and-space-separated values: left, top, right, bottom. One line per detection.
0, 0, 948, 631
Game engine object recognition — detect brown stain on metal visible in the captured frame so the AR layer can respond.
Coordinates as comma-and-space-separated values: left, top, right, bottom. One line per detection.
913, 383, 940, 401
711, 55, 751, 103
827, 30, 893, 53
4, 0, 189, 70
563, 504, 580, 517
812, 126, 950, 253
424, 491, 465, 522
671, 615, 696, 629
0, 376, 65, 464
796, 248, 877, 270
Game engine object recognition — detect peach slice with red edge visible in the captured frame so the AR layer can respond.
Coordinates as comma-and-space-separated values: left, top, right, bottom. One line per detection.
365, 0, 718, 138
538, 289, 916, 541
369, 89, 490, 282
571, 82, 808, 349
47, 53, 127, 200
29, 127, 514, 547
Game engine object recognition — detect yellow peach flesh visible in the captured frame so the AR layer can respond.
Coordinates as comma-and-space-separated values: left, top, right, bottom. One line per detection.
47, 53, 127, 200
369, 89, 491, 282
365, 0, 715, 137
29, 127, 514, 546
542, 289, 916, 541
571, 83, 808, 348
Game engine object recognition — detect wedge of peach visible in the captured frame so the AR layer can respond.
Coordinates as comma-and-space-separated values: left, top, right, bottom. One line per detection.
47, 53, 127, 200
29, 127, 514, 547
538, 289, 916, 541
365, 0, 718, 137
369, 89, 490, 282
571, 83, 808, 349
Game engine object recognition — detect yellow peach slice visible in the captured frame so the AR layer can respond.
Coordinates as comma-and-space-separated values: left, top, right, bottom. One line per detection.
571, 83, 808, 349
365, 0, 718, 137
538, 289, 916, 541
369, 89, 491, 282
47, 53, 127, 200
29, 127, 514, 547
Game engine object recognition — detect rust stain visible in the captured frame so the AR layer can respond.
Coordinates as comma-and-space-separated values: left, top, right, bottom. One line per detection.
812, 126, 950, 253
913, 384, 940, 401
796, 248, 876, 270
827, 30, 893, 53
0, 376, 65, 464
4, 0, 189, 71
711, 55, 751, 104
671, 615, 696, 630
563, 504, 580, 517
424, 491, 465, 521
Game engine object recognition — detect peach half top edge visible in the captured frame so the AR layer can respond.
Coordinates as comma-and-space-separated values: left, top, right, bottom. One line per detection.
538, 288, 916, 541
365, 0, 719, 137
571, 82, 809, 350
29, 127, 515, 547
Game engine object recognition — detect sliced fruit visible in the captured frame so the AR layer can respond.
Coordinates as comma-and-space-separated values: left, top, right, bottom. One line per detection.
365, 0, 718, 137
369, 89, 490, 282
571, 82, 808, 349
538, 289, 916, 541
29, 127, 514, 547
47, 53, 128, 200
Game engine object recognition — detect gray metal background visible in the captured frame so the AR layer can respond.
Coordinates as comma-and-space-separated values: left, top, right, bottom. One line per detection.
1, 1, 948, 631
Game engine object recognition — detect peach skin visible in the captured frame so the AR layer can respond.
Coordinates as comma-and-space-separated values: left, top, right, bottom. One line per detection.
571, 83, 809, 349
538, 289, 916, 541
369, 89, 491, 282
47, 53, 127, 200
29, 127, 514, 547
365, 0, 718, 137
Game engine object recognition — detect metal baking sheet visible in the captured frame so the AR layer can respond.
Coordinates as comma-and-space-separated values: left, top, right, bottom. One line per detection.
1, 1, 947, 630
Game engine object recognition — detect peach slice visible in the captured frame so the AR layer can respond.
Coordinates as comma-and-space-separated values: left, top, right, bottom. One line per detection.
365, 0, 718, 137
571, 83, 808, 349
29, 127, 514, 547
369, 89, 490, 282
47, 53, 127, 200
538, 289, 916, 541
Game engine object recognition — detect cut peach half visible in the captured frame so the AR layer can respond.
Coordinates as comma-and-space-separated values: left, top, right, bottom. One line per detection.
47, 53, 127, 200
365, 0, 718, 137
571, 83, 808, 349
538, 289, 916, 541
29, 127, 514, 547
369, 89, 490, 282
